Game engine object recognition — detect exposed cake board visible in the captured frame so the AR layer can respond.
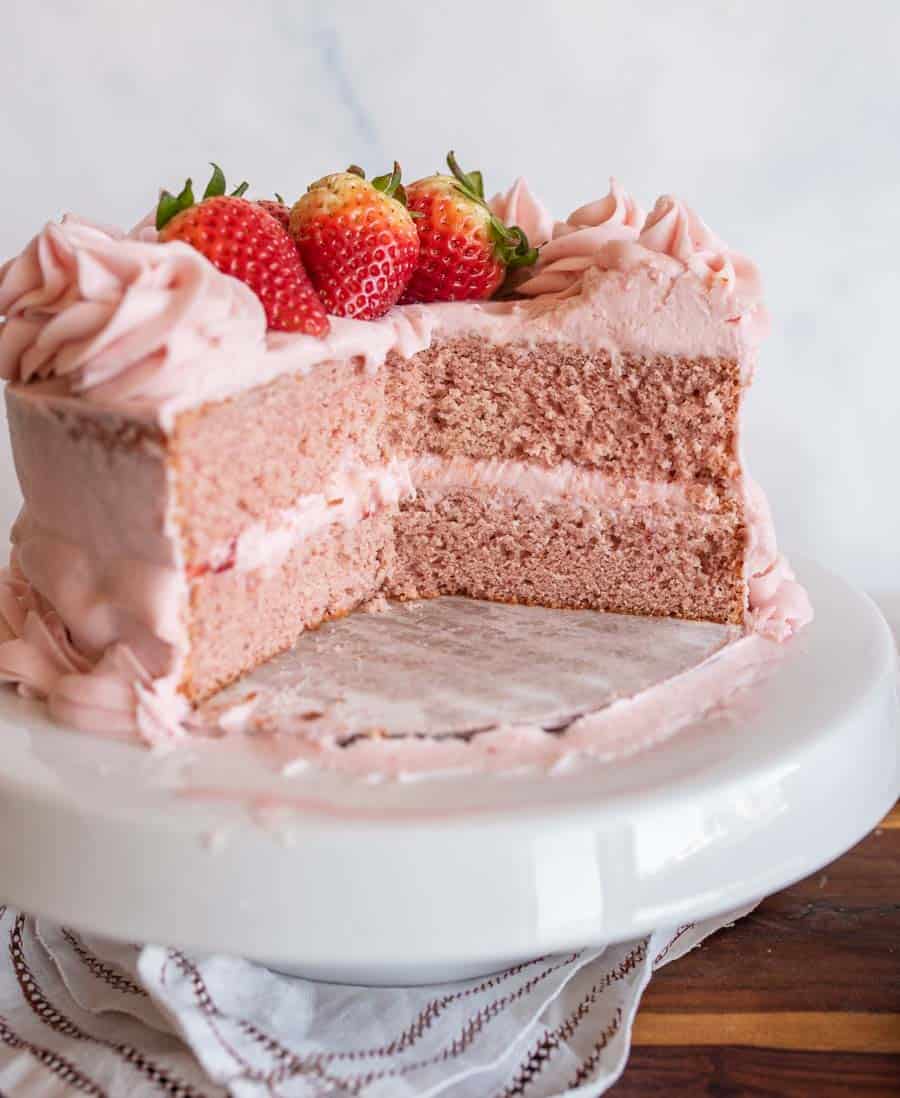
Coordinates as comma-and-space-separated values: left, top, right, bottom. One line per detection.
0, 558, 896, 984
197, 598, 739, 740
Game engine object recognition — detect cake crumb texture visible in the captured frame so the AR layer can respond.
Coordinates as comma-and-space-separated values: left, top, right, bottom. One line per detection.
172, 359, 386, 565
385, 339, 742, 483
388, 490, 745, 624
185, 512, 395, 701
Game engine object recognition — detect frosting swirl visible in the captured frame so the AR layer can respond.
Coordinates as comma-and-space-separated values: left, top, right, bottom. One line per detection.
0, 215, 266, 409
638, 193, 723, 259
639, 195, 763, 315
0, 556, 186, 744
518, 186, 763, 320
517, 178, 645, 298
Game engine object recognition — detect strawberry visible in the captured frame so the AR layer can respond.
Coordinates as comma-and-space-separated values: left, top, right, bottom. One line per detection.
289, 163, 419, 320
401, 152, 538, 304
257, 196, 291, 233
156, 165, 329, 337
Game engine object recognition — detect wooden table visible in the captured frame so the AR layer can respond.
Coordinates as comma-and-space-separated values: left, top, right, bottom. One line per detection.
618, 802, 900, 1095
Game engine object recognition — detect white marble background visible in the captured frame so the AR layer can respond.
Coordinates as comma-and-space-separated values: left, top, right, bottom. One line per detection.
1, 0, 897, 604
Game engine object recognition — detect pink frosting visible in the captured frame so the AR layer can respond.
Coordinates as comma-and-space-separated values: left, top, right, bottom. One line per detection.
0, 216, 266, 416
210, 456, 415, 575
639, 193, 723, 258
743, 478, 813, 641
639, 195, 764, 318
410, 453, 721, 512
516, 188, 767, 350
0, 383, 190, 746
487, 177, 555, 247
0, 555, 187, 745
0, 192, 769, 423
516, 178, 644, 298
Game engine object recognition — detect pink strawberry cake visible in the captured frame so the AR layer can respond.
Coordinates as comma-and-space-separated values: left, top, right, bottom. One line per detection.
0, 161, 812, 746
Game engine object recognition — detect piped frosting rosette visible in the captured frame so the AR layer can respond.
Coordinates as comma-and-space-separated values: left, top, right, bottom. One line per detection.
518, 184, 765, 327
638, 195, 764, 318
517, 178, 645, 298
0, 215, 266, 408
0, 550, 187, 745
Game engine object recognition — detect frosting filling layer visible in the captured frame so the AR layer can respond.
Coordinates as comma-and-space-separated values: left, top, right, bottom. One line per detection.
198, 453, 726, 577
200, 457, 415, 577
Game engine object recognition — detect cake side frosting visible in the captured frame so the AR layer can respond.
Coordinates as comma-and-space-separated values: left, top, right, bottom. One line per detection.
0, 178, 813, 749
0, 388, 189, 743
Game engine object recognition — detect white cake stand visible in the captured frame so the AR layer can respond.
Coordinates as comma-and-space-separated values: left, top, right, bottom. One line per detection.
0, 558, 896, 985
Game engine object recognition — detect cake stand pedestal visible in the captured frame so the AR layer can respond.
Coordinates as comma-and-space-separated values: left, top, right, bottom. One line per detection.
0, 558, 896, 985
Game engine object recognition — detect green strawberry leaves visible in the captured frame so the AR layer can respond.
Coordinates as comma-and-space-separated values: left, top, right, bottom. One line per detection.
371, 161, 403, 199
156, 178, 195, 231
202, 163, 248, 199
348, 161, 412, 210
445, 151, 537, 271
203, 162, 227, 199
156, 163, 249, 230
447, 151, 485, 202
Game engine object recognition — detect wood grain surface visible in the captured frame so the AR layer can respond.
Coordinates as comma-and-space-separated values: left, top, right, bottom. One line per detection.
617, 801, 900, 1095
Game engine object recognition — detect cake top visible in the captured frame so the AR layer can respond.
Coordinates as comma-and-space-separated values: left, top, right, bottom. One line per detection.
0, 158, 768, 427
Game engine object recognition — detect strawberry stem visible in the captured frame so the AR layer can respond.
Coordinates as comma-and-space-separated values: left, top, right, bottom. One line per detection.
371, 161, 403, 199
156, 178, 195, 230
156, 165, 251, 230
447, 151, 484, 201
204, 163, 227, 199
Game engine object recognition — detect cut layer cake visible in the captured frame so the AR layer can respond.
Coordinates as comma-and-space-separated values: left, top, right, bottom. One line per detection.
0, 159, 811, 743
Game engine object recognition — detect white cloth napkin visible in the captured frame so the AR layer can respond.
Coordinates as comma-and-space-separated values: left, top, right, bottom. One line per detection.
0, 903, 755, 1097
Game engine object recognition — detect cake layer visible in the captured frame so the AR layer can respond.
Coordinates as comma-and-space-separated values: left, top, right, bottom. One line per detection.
385, 339, 743, 485
185, 511, 395, 701
172, 358, 386, 565
388, 486, 745, 624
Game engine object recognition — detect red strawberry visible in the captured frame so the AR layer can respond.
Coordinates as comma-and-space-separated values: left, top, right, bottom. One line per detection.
401, 152, 537, 304
257, 196, 291, 233
289, 163, 419, 320
157, 165, 329, 337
